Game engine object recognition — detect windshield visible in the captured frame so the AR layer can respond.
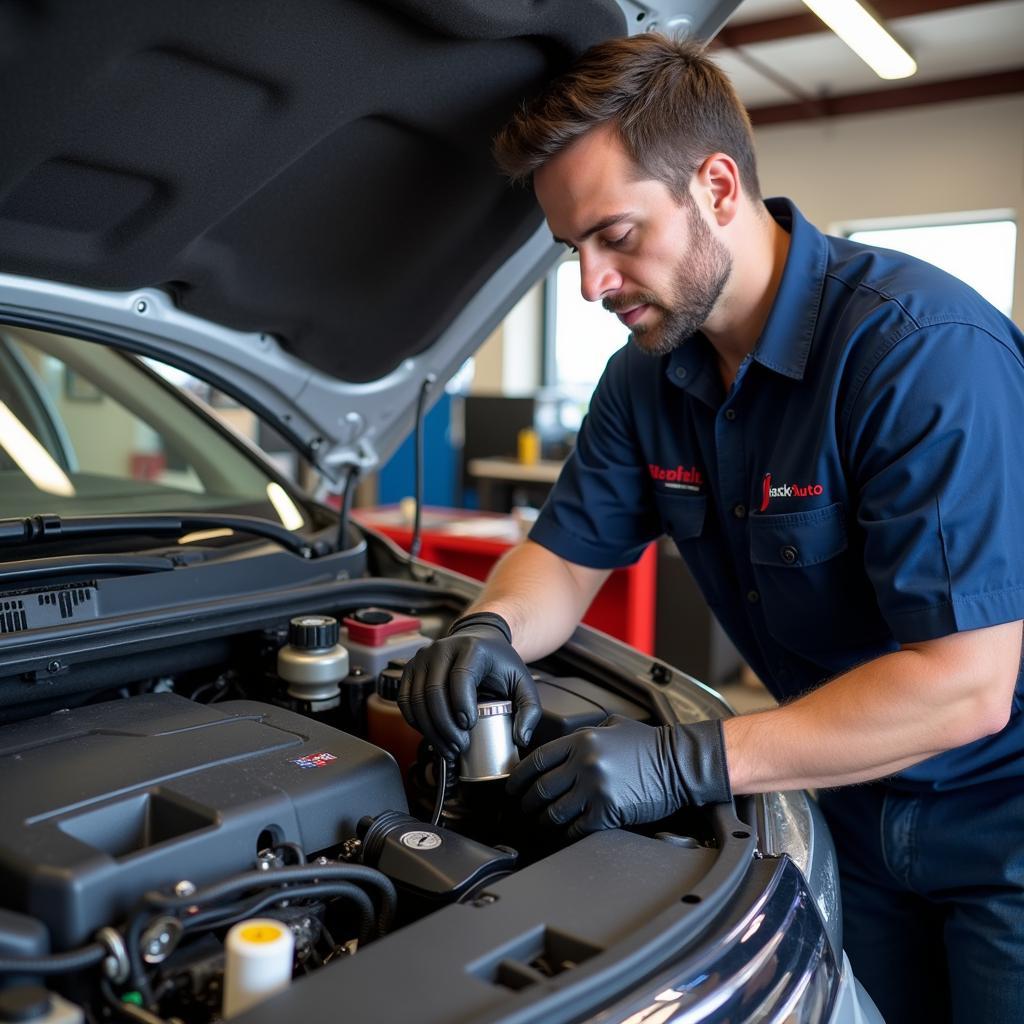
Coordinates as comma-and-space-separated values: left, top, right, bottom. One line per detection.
0, 325, 307, 530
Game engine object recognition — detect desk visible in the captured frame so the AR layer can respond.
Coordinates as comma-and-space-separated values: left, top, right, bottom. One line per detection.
354, 506, 656, 654
465, 457, 565, 512
465, 457, 564, 483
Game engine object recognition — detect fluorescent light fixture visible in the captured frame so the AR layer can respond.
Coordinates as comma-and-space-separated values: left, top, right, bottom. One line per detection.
802, 0, 917, 80
266, 482, 305, 531
0, 400, 76, 497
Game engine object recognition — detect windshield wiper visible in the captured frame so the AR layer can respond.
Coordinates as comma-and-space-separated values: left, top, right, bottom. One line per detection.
0, 514, 315, 558
0, 553, 179, 584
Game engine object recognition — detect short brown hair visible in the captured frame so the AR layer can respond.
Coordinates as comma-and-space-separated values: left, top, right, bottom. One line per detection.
493, 34, 761, 201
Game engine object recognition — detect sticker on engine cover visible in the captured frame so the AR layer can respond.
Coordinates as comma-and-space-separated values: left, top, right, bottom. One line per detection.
400, 830, 442, 850
290, 751, 337, 769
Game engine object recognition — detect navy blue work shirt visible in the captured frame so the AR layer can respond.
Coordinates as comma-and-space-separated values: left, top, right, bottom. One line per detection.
530, 198, 1024, 790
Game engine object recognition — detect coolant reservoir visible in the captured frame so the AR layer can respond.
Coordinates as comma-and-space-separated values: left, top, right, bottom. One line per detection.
338, 609, 430, 733
277, 616, 349, 711
341, 608, 430, 678
367, 661, 423, 771
222, 918, 294, 1019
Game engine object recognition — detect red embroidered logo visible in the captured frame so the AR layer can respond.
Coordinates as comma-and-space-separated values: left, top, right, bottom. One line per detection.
759, 472, 824, 512
649, 463, 704, 492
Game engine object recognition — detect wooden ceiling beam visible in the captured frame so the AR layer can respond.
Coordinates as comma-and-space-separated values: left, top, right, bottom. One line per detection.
748, 67, 1024, 125
715, 0, 997, 48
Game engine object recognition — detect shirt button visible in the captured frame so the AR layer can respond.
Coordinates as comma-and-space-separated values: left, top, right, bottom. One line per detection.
747, 589, 760, 604
780, 545, 798, 564
724, 409, 737, 421
733, 504, 747, 519
675, 367, 687, 380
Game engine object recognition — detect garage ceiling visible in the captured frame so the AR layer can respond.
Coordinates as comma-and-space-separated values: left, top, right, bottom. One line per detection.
712, 0, 1024, 123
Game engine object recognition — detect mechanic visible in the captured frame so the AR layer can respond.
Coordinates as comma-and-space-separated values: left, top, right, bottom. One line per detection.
398, 33, 1024, 1022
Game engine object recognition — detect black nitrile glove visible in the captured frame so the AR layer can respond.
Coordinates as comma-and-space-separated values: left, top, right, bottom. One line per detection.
397, 612, 541, 760
506, 714, 731, 839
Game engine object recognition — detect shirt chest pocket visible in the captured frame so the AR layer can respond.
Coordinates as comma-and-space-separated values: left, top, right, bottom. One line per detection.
749, 502, 885, 654
750, 502, 848, 568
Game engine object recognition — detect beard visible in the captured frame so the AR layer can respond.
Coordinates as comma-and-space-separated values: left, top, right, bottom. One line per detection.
603, 201, 732, 357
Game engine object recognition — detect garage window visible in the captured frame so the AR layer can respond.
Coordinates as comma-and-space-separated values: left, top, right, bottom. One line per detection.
846, 216, 1017, 317
545, 258, 630, 406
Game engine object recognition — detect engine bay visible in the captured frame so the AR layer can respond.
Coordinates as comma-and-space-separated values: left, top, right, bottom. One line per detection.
0, 583, 752, 1024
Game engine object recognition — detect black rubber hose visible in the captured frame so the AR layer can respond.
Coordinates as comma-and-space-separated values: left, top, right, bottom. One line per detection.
123, 913, 155, 1007
182, 882, 377, 945
430, 753, 448, 827
273, 841, 307, 866
0, 942, 105, 975
144, 864, 397, 933
409, 375, 435, 560
101, 979, 170, 1024
336, 465, 360, 552
124, 866, 393, 998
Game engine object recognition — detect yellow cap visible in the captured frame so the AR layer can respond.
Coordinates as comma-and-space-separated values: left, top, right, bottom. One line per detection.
238, 923, 284, 944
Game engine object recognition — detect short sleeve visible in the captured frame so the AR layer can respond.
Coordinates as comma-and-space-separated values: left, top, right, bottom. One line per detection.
846, 322, 1024, 642
529, 346, 661, 568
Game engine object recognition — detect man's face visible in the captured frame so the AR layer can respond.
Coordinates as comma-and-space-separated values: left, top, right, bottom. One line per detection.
534, 124, 731, 356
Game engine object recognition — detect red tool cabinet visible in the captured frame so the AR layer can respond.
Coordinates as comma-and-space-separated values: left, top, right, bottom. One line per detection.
353, 506, 656, 654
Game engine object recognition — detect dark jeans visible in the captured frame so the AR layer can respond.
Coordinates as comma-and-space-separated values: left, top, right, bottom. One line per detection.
817, 781, 1024, 1024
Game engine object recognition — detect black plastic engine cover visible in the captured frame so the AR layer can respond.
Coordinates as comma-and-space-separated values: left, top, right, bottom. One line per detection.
0, 693, 406, 948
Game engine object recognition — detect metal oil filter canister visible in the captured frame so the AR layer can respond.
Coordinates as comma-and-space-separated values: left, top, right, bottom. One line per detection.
458, 701, 520, 782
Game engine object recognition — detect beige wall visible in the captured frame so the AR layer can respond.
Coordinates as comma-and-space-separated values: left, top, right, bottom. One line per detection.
754, 93, 1024, 327
471, 324, 507, 393
471, 282, 545, 394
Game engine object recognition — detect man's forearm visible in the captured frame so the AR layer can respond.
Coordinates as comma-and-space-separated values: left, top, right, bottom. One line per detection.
724, 622, 1020, 794
465, 539, 610, 663
724, 651, 951, 793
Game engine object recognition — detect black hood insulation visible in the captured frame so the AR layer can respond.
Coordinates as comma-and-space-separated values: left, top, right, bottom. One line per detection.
0, 0, 625, 382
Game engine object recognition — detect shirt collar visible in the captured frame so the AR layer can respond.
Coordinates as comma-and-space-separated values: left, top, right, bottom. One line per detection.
665, 334, 720, 408
663, 198, 828, 398
751, 197, 829, 381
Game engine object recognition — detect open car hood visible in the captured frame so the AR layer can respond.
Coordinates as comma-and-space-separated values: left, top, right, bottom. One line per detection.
0, 0, 739, 481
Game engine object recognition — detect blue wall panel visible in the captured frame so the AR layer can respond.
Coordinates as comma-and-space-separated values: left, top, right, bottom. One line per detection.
376, 392, 456, 507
